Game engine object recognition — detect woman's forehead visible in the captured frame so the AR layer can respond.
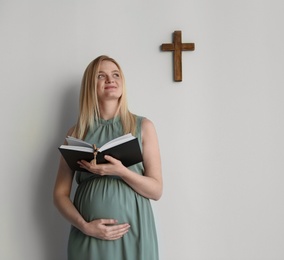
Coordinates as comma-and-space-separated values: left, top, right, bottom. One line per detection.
99, 60, 119, 71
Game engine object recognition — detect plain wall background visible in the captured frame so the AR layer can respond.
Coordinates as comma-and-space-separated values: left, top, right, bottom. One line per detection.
1, 0, 283, 259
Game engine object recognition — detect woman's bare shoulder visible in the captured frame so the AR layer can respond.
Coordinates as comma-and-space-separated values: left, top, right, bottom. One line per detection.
141, 117, 158, 140
141, 117, 155, 129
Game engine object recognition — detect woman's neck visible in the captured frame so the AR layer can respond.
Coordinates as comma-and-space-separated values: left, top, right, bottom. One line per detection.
99, 101, 120, 120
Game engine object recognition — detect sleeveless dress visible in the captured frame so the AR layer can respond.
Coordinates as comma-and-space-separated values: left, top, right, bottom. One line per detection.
68, 116, 159, 260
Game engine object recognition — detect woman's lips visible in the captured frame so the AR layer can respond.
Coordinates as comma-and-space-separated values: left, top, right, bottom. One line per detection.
105, 85, 116, 90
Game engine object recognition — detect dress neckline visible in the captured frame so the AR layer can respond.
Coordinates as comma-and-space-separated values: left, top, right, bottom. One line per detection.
98, 116, 120, 125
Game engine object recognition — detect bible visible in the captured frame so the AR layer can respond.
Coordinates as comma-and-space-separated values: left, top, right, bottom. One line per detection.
58, 133, 143, 172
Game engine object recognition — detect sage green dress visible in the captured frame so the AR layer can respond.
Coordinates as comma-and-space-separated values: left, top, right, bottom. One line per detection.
68, 116, 159, 260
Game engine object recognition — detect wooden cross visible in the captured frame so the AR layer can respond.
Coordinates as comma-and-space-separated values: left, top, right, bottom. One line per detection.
161, 31, 195, 82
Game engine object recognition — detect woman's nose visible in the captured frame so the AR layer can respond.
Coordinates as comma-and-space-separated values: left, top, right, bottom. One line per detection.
106, 75, 114, 82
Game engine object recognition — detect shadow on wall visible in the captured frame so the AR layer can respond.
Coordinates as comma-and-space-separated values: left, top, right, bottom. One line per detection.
33, 84, 79, 260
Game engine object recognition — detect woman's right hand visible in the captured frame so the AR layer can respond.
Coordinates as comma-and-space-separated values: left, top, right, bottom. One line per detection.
82, 219, 130, 240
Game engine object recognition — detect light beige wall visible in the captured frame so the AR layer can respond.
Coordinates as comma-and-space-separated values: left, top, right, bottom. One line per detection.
1, 0, 284, 259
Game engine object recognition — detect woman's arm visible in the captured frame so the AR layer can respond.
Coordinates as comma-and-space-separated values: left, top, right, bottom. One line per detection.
78, 118, 163, 200
53, 155, 86, 229
119, 118, 163, 200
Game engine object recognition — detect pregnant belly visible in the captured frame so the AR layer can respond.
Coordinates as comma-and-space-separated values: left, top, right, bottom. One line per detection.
73, 177, 136, 223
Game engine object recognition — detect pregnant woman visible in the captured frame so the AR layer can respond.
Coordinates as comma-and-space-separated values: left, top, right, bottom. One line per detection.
53, 55, 163, 260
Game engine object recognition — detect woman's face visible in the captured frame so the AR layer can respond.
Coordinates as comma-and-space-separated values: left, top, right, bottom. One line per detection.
96, 60, 123, 102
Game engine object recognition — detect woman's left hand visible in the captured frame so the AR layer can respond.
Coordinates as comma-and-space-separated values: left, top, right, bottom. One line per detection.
78, 155, 125, 176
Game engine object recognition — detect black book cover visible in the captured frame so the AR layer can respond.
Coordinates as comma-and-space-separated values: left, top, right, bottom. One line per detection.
59, 138, 143, 172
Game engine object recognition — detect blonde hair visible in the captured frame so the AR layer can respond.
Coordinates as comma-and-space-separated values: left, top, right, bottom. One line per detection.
72, 55, 136, 139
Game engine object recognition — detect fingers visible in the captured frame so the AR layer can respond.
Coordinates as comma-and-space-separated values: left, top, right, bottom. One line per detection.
78, 156, 121, 176
87, 219, 131, 240
103, 155, 118, 164
99, 219, 130, 240
104, 223, 130, 240
77, 160, 96, 172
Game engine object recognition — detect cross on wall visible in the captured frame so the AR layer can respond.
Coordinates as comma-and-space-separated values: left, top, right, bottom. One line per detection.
161, 31, 195, 82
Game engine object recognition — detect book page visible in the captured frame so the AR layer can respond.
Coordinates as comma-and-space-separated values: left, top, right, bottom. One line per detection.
98, 133, 135, 152
66, 136, 93, 148
59, 145, 93, 153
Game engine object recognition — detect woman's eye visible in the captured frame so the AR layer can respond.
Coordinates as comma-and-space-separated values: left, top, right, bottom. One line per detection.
113, 73, 120, 78
98, 74, 105, 79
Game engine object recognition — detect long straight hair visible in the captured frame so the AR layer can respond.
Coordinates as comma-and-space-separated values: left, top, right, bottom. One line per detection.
72, 55, 136, 139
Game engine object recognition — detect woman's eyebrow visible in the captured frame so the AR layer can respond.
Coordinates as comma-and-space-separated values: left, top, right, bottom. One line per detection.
98, 70, 120, 73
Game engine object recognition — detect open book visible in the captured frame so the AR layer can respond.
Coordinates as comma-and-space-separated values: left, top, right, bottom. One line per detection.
58, 133, 143, 172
